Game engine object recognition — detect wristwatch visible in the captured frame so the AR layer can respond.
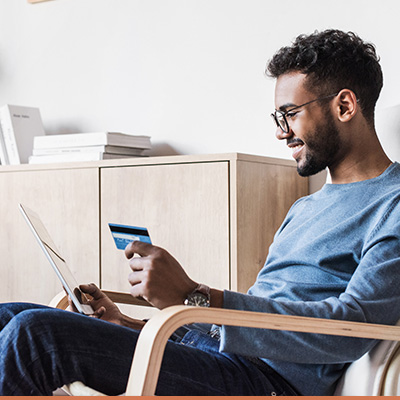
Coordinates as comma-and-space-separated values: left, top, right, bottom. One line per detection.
184, 283, 211, 307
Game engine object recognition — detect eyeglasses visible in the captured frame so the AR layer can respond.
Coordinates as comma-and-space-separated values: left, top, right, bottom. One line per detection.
271, 92, 339, 133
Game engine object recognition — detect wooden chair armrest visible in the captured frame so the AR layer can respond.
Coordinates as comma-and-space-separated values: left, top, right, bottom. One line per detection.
126, 305, 400, 396
48, 290, 152, 310
48, 291, 70, 310
101, 290, 152, 307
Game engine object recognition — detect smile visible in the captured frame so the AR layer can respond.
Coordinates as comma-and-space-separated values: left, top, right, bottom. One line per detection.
291, 145, 304, 159
287, 140, 305, 159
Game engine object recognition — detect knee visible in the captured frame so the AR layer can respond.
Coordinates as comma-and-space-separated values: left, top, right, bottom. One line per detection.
3, 308, 65, 355
0, 302, 46, 321
0, 303, 48, 334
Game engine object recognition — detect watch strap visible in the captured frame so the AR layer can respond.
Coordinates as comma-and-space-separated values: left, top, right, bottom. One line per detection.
184, 283, 211, 307
193, 283, 210, 297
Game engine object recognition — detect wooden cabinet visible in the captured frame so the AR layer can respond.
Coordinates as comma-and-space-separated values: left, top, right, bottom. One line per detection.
0, 153, 308, 305
0, 167, 100, 304
101, 161, 231, 293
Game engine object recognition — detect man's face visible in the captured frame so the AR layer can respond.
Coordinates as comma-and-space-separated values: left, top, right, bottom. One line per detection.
274, 72, 342, 177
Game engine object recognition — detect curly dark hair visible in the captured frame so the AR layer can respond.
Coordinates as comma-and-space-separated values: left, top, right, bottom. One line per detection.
266, 29, 383, 125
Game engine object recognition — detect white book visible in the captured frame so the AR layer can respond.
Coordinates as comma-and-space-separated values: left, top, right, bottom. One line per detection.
0, 123, 9, 165
0, 105, 45, 164
33, 132, 151, 150
28, 152, 144, 165
32, 145, 147, 157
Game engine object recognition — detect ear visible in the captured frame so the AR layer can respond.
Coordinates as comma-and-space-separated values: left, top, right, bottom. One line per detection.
335, 89, 358, 122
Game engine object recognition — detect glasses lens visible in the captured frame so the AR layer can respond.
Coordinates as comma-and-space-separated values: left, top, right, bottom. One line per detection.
275, 111, 288, 133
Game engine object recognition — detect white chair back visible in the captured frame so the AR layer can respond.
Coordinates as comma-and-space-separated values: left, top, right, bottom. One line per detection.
335, 333, 400, 395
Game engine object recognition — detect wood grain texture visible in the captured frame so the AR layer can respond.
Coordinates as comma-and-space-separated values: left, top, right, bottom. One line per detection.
49, 289, 151, 310
0, 153, 306, 306
231, 161, 308, 292
100, 161, 230, 292
0, 167, 100, 304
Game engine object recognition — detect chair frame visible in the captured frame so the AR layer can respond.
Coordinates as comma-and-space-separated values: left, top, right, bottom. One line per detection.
49, 291, 400, 396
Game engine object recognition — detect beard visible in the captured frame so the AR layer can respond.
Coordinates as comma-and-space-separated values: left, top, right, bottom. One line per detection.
296, 114, 341, 177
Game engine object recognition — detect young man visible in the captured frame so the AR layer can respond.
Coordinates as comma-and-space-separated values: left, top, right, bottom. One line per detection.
0, 29, 399, 396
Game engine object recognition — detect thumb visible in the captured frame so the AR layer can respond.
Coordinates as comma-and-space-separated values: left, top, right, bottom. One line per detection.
80, 283, 104, 300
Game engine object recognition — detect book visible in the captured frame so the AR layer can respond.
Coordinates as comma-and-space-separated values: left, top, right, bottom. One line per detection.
0, 123, 9, 165
32, 145, 147, 157
33, 132, 151, 150
0, 105, 45, 164
28, 152, 143, 165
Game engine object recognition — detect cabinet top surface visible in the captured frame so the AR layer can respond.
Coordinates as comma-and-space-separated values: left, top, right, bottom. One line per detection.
0, 152, 297, 172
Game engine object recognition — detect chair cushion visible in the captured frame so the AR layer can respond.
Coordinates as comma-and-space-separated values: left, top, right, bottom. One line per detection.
334, 340, 400, 395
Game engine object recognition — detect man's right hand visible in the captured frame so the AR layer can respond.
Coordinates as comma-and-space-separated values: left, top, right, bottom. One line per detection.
67, 283, 146, 330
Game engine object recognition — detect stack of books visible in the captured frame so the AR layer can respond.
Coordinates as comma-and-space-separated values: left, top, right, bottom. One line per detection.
0, 104, 45, 165
29, 132, 152, 164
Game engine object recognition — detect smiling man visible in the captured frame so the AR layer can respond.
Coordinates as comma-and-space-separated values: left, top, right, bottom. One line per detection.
268, 31, 391, 182
0, 29, 399, 397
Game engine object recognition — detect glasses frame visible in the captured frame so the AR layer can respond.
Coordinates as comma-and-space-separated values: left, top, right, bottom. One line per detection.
271, 92, 339, 133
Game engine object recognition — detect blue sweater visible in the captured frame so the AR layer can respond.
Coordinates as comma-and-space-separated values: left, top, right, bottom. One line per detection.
219, 162, 400, 396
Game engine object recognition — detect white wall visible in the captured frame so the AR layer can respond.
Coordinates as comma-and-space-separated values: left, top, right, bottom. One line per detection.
0, 0, 400, 162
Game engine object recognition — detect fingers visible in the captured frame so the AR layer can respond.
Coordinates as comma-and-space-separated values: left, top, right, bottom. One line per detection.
128, 270, 145, 286
128, 256, 146, 272
128, 270, 146, 295
90, 306, 106, 319
124, 243, 193, 309
125, 241, 157, 259
129, 282, 146, 300
79, 283, 105, 300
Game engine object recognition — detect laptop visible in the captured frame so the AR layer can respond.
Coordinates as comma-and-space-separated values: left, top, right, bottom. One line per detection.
19, 203, 94, 315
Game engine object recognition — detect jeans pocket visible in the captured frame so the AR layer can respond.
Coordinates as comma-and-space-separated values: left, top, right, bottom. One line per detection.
180, 330, 220, 353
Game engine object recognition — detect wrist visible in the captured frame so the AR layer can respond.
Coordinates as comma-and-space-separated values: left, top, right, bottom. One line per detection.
184, 283, 211, 307
121, 314, 146, 330
182, 285, 224, 308
210, 288, 223, 308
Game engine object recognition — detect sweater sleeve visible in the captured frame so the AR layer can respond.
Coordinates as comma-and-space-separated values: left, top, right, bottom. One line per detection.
219, 210, 400, 364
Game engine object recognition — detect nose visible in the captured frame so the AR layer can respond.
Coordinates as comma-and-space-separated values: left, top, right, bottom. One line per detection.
275, 126, 293, 141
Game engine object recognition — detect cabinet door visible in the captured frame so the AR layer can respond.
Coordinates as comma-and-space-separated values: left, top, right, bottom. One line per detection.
233, 161, 309, 293
100, 162, 230, 293
0, 168, 100, 304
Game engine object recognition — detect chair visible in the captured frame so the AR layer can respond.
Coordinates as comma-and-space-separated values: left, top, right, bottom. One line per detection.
49, 290, 400, 396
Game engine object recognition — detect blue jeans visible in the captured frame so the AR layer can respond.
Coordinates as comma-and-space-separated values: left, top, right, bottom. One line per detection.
0, 303, 299, 396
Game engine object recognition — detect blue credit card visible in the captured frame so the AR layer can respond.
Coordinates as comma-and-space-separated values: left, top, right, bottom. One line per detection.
109, 223, 152, 250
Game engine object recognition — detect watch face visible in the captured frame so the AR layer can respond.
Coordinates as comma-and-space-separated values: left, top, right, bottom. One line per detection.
185, 292, 210, 307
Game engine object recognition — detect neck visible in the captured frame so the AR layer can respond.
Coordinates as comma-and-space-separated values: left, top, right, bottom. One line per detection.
329, 127, 392, 184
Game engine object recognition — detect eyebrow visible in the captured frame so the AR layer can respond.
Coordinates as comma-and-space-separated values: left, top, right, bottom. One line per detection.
277, 102, 297, 112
